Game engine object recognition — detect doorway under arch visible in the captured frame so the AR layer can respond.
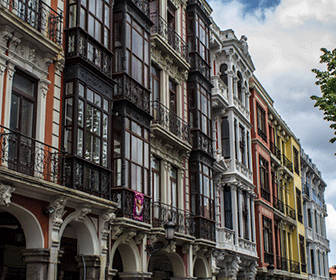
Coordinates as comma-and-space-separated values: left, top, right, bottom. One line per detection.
148, 251, 185, 279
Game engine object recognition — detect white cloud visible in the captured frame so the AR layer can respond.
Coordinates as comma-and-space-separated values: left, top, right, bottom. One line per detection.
327, 204, 336, 265
209, 0, 336, 264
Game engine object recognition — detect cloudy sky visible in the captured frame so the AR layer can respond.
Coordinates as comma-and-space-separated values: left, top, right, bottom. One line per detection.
208, 0, 336, 266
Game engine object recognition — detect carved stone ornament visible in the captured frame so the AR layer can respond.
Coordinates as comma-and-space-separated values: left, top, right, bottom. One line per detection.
120, 231, 137, 243
49, 197, 67, 226
162, 241, 176, 253
134, 232, 145, 245
111, 225, 123, 240
0, 183, 15, 207
75, 206, 91, 222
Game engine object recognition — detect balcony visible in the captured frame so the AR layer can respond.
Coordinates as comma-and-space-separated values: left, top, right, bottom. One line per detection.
258, 128, 267, 143
285, 204, 296, 220
270, 142, 281, 161
211, 76, 229, 110
192, 132, 213, 156
66, 28, 113, 78
189, 54, 210, 81
111, 188, 151, 224
151, 101, 191, 145
264, 252, 274, 265
194, 216, 215, 242
217, 227, 235, 249
280, 257, 289, 271
113, 74, 150, 114
0, 125, 65, 185
261, 187, 271, 202
152, 202, 194, 236
273, 195, 285, 214
290, 260, 300, 274
151, 12, 188, 63
0, 0, 62, 45
64, 157, 111, 199
282, 154, 293, 172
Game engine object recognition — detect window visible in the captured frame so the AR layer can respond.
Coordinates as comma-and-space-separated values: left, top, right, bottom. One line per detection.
10, 72, 36, 137
122, 118, 150, 194
69, 0, 112, 48
293, 147, 299, 174
169, 79, 177, 114
257, 103, 266, 141
221, 117, 230, 159
242, 191, 249, 239
198, 85, 211, 136
237, 71, 243, 102
299, 235, 306, 270
195, 15, 209, 62
296, 188, 303, 223
220, 64, 228, 87
121, 14, 150, 88
170, 166, 178, 208
239, 125, 246, 165
315, 210, 319, 234
224, 185, 232, 229
311, 249, 315, 274
263, 216, 273, 258
199, 163, 214, 219
308, 208, 312, 228
64, 82, 110, 167
259, 155, 270, 200
151, 65, 160, 102
152, 157, 160, 202
234, 120, 238, 160
247, 132, 251, 169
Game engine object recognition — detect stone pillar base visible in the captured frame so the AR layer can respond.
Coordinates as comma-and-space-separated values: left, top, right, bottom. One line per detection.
77, 255, 100, 280
22, 248, 50, 280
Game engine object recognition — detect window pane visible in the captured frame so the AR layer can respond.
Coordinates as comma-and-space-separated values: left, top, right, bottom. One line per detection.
69, 5, 77, 28
93, 137, 100, 163
79, 83, 84, 97
85, 134, 92, 160
65, 98, 73, 126
88, 15, 94, 37
93, 109, 101, 136
132, 29, 143, 59
102, 140, 107, 167
89, 0, 95, 14
21, 99, 34, 137
105, 5, 110, 26
9, 94, 19, 130
97, 0, 103, 20
77, 129, 83, 156
125, 132, 130, 159
13, 73, 34, 97
78, 99, 84, 127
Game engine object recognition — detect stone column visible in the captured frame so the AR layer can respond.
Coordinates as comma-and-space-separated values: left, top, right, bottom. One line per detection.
231, 185, 239, 245
233, 75, 238, 100
251, 198, 256, 242
227, 70, 234, 105
35, 78, 50, 143
162, 160, 169, 204
0, 56, 7, 119
22, 249, 50, 280
235, 120, 241, 164
3, 62, 15, 128
177, 168, 184, 210
77, 255, 100, 280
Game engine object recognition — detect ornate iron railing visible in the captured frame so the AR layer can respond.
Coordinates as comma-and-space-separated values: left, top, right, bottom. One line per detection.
282, 154, 293, 172
151, 101, 191, 144
264, 252, 274, 265
64, 157, 111, 199
152, 201, 194, 236
261, 187, 270, 202
270, 142, 281, 160
285, 204, 296, 220
113, 74, 151, 114
301, 262, 307, 273
1, 0, 62, 45
150, 12, 188, 61
281, 257, 289, 271
112, 188, 151, 224
192, 131, 213, 155
66, 28, 112, 78
257, 128, 267, 142
290, 260, 300, 274
273, 195, 285, 213
130, 0, 149, 17
0, 125, 65, 184
194, 216, 215, 241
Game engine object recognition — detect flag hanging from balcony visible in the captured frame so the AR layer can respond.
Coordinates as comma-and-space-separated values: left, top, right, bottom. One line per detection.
133, 191, 144, 221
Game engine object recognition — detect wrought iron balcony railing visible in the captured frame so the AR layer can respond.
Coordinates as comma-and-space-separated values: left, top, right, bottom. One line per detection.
257, 128, 267, 142
264, 252, 274, 265
1, 0, 62, 45
192, 131, 213, 155
290, 260, 300, 274
113, 74, 150, 114
281, 257, 289, 271
273, 195, 285, 213
261, 187, 271, 202
151, 12, 188, 61
64, 157, 111, 199
0, 125, 65, 185
189, 54, 210, 80
151, 101, 191, 144
270, 142, 281, 160
112, 188, 151, 224
301, 262, 307, 273
152, 201, 194, 236
282, 154, 293, 172
66, 28, 112, 78
285, 204, 296, 220
194, 216, 215, 241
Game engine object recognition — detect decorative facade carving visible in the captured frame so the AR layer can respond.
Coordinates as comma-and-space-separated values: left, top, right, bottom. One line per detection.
0, 183, 15, 207
49, 197, 68, 227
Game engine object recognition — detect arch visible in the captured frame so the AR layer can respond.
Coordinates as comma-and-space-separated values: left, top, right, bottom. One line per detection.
237, 71, 243, 102
1, 202, 44, 248
110, 237, 141, 273
193, 256, 210, 278
220, 63, 228, 87
59, 212, 100, 255
148, 251, 185, 278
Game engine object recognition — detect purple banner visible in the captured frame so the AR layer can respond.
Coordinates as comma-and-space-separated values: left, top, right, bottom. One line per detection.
133, 191, 144, 221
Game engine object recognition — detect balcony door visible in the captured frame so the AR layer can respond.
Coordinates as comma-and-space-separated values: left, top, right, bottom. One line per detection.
8, 72, 36, 175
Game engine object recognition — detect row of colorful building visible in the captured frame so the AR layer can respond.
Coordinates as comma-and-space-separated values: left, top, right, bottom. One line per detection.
0, 0, 330, 279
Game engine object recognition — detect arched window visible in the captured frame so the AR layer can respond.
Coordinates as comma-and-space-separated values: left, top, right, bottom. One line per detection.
219, 64, 228, 87
237, 71, 243, 102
